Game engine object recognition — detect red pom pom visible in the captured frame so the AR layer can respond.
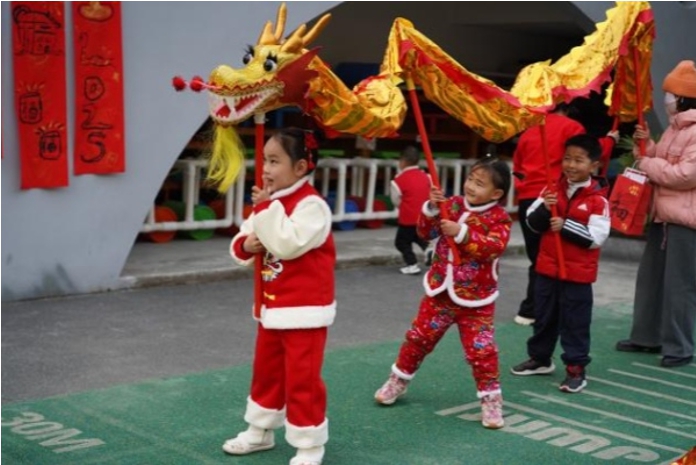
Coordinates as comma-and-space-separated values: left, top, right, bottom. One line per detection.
189, 76, 205, 92
172, 76, 187, 91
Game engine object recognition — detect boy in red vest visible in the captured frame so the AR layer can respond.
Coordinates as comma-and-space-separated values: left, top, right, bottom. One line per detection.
390, 146, 432, 274
511, 134, 611, 393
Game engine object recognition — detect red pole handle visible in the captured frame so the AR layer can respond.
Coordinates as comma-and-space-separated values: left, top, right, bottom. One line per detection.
601, 116, 620, 178
406, 77, 461, 265
253, 113, 265, 319
632, 47, 646, 157
540, 121, 567, 280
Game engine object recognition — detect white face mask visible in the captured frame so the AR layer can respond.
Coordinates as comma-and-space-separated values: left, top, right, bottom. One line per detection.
664, 92, 678, 116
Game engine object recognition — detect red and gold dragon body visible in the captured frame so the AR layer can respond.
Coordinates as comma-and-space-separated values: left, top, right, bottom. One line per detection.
175, 2, 653, 192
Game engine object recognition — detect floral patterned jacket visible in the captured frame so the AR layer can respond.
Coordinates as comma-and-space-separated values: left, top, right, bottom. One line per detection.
417, 197, 511, 308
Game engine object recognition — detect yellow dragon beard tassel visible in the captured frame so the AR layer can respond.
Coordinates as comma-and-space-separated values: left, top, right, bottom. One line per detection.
207, 125, 245, 193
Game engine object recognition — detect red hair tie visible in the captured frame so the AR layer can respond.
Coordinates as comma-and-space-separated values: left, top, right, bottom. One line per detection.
304, 131, 318, 169
304, 132, 318, 150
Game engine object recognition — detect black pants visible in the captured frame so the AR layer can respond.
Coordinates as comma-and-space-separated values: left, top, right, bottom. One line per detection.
518, 198, 542, 318
527, 274, 593, 367
395, 225, 428, 266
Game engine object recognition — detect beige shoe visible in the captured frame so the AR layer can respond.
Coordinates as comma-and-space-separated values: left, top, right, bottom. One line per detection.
375, 373, 409, 405
481, 393, 504, 429
290, 445, 324, 465
222, 428, 274, 455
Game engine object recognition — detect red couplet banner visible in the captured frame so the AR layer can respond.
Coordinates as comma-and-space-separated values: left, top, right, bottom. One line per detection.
11, 2, 69, 189
72, 1, 125, 175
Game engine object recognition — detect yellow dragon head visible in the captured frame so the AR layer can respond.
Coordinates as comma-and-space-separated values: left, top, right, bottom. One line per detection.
172, 4, 331, 192
206, 3, 330, 126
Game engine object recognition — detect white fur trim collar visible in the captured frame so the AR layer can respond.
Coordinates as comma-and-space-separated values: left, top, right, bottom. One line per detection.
464, 198, 499, 212
270, 177, 310, 200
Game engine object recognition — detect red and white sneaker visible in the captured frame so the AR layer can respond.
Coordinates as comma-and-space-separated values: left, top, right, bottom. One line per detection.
374, 373, 409, 405
481, 393, 504, 429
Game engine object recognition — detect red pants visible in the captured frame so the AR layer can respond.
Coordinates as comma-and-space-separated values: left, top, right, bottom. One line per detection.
395, 293, 500, 394
250, 324, 327, 427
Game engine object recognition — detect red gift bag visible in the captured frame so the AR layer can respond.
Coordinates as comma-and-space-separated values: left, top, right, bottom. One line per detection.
609, 167, 652, 236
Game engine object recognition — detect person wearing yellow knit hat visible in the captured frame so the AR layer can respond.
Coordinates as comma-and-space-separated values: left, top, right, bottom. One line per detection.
616, 60, 696, 368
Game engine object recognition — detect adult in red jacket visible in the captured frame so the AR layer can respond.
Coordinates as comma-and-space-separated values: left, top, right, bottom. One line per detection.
512, 103, 617, 325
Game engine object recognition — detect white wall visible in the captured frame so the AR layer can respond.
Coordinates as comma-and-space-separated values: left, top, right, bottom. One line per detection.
1, 2, 339, 301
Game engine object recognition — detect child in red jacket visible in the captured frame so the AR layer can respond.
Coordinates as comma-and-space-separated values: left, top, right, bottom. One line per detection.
375, 157, 512, 429
512, 103, 618, 326
511, 134, 611, 393
223, 128, 335, 465
390, 146, 432, 274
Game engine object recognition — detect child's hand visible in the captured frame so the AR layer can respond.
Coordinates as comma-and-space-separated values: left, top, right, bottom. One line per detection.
633, 124, 650, 142
243, 233, 265, 254
542, 191, 558, 210
429, 186, 446, 209
549, 217, 564, 232
440, 219, 461, 237
251, 185, 270, 206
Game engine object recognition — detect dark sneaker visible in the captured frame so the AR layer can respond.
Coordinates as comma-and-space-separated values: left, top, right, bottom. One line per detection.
660, 355, 694, 368
559, 365, 587, 393
615, 340, 661, 353
424, 250, 434, 267
510, 359, 555, 376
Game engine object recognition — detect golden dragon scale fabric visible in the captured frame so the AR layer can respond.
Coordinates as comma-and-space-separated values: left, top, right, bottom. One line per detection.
604, 8, 655, 121
382, 18, 540, 144
379, 2, 653, 143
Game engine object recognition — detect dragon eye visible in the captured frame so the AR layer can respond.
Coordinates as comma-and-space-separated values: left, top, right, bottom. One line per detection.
243, 45, 254, 65
264, 54, 278, 72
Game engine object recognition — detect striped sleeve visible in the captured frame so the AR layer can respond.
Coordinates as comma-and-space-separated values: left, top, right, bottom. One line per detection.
561, 197, 610, 249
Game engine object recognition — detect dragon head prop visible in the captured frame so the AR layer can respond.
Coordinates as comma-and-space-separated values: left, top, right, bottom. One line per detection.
206, 4, 330, 126
173, 4, 331, 192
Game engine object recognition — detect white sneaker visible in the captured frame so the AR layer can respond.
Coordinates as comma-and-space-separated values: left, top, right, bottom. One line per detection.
222, 429, 275, 455
400, 264, 421, 275
514, 315, 535, 326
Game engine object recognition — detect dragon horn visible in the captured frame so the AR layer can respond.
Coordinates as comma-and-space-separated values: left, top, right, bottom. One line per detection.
273, 3, 287, 42
281, 24, 306, 53
258, 21, 275, 45
301, 14, 331, 46
280, 14, 331, 53
258, 2, 287, 45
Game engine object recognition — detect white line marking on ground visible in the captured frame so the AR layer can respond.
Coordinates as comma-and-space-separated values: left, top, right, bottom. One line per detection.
548, 383, 696, 422
588, 376, 696, 407
632, 362, 696, 379
501, 401, 686, 455
522, 391, 696, 441
609, 369, 696, 392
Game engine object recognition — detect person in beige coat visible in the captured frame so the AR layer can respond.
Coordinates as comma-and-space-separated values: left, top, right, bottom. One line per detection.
616, 60, 696, 368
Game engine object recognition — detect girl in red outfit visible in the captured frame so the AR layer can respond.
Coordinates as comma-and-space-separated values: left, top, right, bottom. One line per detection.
374, 157, 512, 429
223, 128, 335, 465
